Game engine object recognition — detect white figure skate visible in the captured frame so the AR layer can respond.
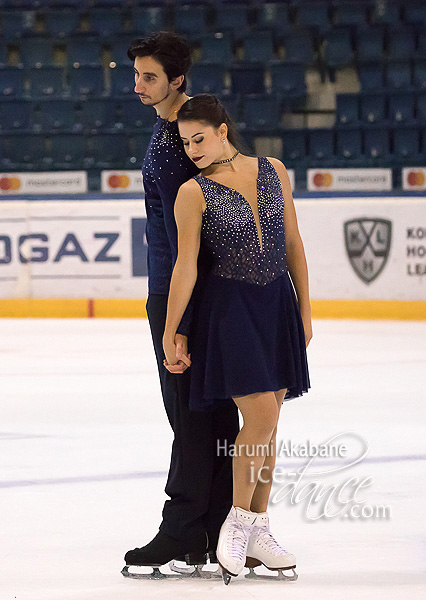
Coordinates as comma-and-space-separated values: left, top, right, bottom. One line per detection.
216, 506, 257, 585
245, 512, 298, 581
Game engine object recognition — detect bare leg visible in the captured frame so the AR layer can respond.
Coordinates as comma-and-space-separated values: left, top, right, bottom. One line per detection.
232, 391, 280, 511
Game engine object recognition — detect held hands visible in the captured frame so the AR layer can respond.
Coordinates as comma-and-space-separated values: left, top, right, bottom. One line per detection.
162, 333, 192, 374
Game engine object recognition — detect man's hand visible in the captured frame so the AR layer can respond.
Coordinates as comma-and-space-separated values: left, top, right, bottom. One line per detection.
163, 333, 191, 374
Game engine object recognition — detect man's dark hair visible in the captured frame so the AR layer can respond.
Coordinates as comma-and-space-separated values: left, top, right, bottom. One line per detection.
128, 31, 192, 93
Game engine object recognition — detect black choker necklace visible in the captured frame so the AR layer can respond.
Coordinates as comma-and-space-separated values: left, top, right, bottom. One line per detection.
212, 151, 240, 165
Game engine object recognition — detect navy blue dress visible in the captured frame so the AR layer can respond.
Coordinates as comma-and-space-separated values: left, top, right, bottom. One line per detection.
188, 157, 310, 412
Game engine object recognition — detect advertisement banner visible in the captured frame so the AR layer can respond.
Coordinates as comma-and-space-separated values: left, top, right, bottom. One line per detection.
402, 167, 426, 191
307, 169, 392, 192
101, 171, 143, 193
0, 172, 87, 195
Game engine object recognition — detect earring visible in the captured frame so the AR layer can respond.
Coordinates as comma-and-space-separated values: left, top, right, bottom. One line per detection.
222, 139, 226, 143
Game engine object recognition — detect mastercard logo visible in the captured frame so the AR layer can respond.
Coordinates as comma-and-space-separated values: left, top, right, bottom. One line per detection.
312, 172, 333, 188
406, 171, 425, 187
108, 174, 130, 189
0, 176, 21, 191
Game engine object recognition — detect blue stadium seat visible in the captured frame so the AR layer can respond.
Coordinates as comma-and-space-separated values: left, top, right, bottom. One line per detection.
388, 92, 415, 123
230, 63, 265, 95
110, 64, 133, 96
219, 94, 240, 123
297, 2, 329, 32
241, 94, 280, 132
413, 60, 426, 89
417, 31, 426, 58
38, 99, 77, 131
93, 0, 124, 6
417, 92, 426, 123
89, 133, 128, 168
387, 29, 415, 61
199, 33, 233, 64
78, 98, 117, 132
334, 3, 367, 27
0, 99, 33, 131
87, 9, 123, 37
215, 5, 249, 35
4, 133, 46, 169
118, 97, 156, 131
28, 65, 64, 97
190, 63, 226, 95
49, 0, 88, 7
19, 38, 54, 67
371, 2, 400, 26
0, 10, 36, 38
243, 32, 274, 63
356, 28, 384, 63
385, 61, 412, 90
131, 7, 166, 36
281, 129, 307, 162
256, 3, 290, 36
363, 127, 390, 162
110, 38, 133, 66
336, 94, 359, 125
49, 133, 87, 169
270, 62, 306, 98
67, 39, 102, 66
323, 29, 354, 68
175, 5, 207, 36
404, 2, 426, 25
0, 66, 24, 96
128, 131, 151, 167
358, 63, 384, 91
392, 127, 420, 160
284, 30, 316, 65
360, 93, 386, 124
69, 65, 104, 97
336, 128, 362, 161
309, 129, 334, 160
0, 43, 7, 65
44, 10, 80, 38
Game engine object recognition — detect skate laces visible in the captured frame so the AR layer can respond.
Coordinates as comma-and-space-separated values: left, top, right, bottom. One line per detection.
257, 526, 288, 555
227, 517, 249, 561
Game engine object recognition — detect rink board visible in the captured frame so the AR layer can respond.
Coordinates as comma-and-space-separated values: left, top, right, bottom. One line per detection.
0, 197, 425, 319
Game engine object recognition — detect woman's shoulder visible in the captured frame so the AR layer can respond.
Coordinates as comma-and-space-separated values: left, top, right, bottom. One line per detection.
264, 156, 287, 174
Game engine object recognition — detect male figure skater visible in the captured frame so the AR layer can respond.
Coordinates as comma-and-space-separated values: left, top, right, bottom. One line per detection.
124, 32, 239, 569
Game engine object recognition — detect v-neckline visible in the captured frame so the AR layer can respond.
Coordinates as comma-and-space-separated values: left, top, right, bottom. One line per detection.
198, 157, 264, 252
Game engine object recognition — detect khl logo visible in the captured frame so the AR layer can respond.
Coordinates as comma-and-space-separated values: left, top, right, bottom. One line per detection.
344, 218, 392, 284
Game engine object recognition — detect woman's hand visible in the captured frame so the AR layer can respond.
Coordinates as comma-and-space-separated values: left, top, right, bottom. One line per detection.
300, 307, 313, 348
163, 333, 192, 373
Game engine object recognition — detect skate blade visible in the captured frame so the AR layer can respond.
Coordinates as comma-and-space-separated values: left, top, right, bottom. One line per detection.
218, 561, 239, 585
168, 561, 222, 579
121, 565, 186, 580
245, 567, 298, 582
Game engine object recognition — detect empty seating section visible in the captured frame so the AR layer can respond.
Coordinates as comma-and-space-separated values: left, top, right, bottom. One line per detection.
0, 0, 425, 177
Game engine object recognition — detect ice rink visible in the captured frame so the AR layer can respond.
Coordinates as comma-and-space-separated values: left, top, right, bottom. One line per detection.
1, 317, 425, 600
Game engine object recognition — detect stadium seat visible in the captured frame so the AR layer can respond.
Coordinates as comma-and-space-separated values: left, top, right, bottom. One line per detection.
175, 5, 207, 36
297, 2, 329, 33
417, 31, 426, 58
336, 94, 359, 125
110, 38, 133, 66
363, 127, 390, 162
4, 133, 46, 169
49, 0, 88, 7
215, 5, 249, 35
404, 2, 426, 25
284, 30, 316, 65
360, 93, 386, 124
241, 94, 280, 133
87, 9, 123, 37
270, 62, 306, 98
230, 63, 265, 95
0, 66, 24, 96
358, 63, 384, 91
118, 97, 156, 131
413, 60, 426, 89
388, 92, 415, 123
110, 64, 133, 96
370, 2, 400, 26
256, 3, 290, 36
0, 43, 7, 65
89, 133, 128, 168
130, 7, 166, 36
387, 29, 415, 61
385, 61, 412, 90
336, 128, 362, 160
0, 99, 33, 131
38, 99, 77, 131
334, 2, 367, 27
392, 127, 420, 160
417, 92, 426, 122
281, 129, 307, 162
128, 132, 151, 167
0, 10, 36, 38
78, 98, 117, 132
219, 94, 240, 123
28, 65, 64, 97
323, 29, 354, 68
190, 63, 226, 95
19, 38, 54, 67
309, 129, 334, 160
356, 28, 384, 63
67, 39, 102, 67
49, 133, 87, 169
243, 32, 274, 63
69, 65, 104, 97
44, 11, 80, 38
199, 33, 233, 64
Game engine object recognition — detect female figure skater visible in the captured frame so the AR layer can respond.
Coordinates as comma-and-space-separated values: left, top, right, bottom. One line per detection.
162, 94, 311, 584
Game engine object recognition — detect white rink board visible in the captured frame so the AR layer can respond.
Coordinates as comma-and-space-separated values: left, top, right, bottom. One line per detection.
0, 197, 425, 301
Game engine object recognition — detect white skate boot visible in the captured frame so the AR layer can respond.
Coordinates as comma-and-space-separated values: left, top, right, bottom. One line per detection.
216, 506, 257, 585
245, 512, 298, 581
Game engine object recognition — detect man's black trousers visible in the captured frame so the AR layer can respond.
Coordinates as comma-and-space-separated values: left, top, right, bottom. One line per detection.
146, 294, 240, 548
